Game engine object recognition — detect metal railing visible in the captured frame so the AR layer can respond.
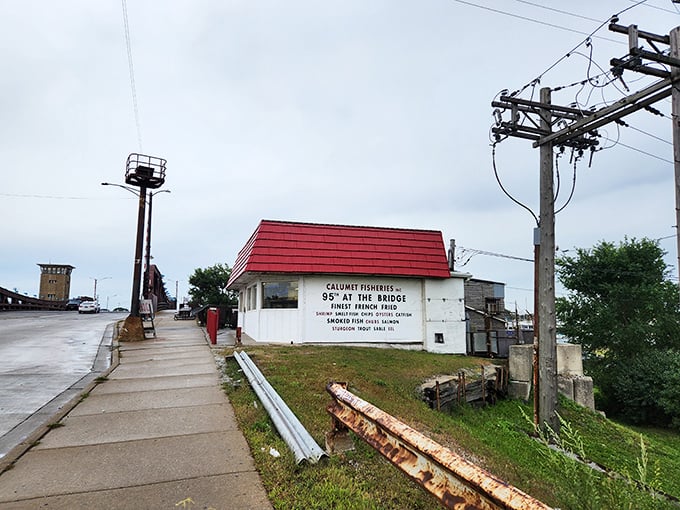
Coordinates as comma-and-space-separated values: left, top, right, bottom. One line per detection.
326, 382, 552, 510
0, 286, 66, 311
233, 351, 327, 464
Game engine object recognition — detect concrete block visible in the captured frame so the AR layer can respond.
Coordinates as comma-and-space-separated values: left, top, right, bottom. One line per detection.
557, 375, 574, 400
574, 376, 595, 411
509, 345, 534, 382
557, 344, 583, 376
508, 380, 531, 401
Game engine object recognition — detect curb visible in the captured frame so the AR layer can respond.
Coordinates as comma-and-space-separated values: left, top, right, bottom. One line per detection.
0, 320, 121, 474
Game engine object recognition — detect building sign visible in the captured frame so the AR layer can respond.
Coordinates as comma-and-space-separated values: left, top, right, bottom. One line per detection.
304, 277, 422, 342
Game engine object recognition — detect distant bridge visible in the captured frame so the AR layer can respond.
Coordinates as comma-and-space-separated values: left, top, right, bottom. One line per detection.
147, 264, 174, 311
0, 287, 66, 311
1, 264, 174, 312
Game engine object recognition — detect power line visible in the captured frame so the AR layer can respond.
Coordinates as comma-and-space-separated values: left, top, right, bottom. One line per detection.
451, 0, 624, 46
457, 246, 533, 266
600, 135, 673, 163
505, 285, 535, 293
121, 0, 143, 152
0, 192, 134, 200
625, 123, 672, 145
491, 143, 539, 225
627, 0, 680, 15
511, 0, 602, 24
507, 0, 649, 97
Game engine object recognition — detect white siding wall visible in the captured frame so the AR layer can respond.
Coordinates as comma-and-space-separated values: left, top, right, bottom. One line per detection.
423, 278, 467, 354
302, 276, 423, 345
239, 278, 299, 343
237, 274, 467, 353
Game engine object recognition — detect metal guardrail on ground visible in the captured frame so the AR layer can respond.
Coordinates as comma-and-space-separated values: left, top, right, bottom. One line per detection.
233, 351, 327, 464
326, 382, 552, 510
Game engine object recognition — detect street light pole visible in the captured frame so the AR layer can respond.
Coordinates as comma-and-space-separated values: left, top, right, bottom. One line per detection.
92, 276, 111, 303
102, 180, 169, 317
144, 191, 153, 299
101, 181, 147, 317
103, 153, 166, 340
143, 189, 170, 299
130, 185, 147, 317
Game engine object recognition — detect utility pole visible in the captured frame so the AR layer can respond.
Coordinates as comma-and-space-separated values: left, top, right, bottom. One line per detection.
671, 27, 680, 302
491, 20, 680, 433
532, 227, 540, 427
537, 87, 558, 431
608, 23, 680, 299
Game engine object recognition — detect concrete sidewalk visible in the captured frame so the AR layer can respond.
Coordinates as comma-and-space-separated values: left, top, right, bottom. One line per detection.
0, 311, 272, 510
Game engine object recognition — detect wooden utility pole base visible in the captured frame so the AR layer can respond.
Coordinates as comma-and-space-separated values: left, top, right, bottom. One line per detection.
119, 315, 146, 342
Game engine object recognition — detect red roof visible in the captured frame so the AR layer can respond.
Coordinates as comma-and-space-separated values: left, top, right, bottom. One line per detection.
227, 220, 451, 288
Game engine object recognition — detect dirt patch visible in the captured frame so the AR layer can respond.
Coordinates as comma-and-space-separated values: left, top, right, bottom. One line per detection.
118, 315, 145, 342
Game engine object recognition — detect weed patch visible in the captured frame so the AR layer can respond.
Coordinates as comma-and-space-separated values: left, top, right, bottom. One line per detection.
220, 345, 680, 509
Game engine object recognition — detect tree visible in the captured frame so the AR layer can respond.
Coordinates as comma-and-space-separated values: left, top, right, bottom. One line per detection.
556, 237, 680, 423
188, 263, 237, 307
608, 349, 680, 427
556, 237, 680, 357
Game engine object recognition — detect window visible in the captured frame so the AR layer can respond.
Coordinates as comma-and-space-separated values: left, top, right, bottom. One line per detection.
434, 333, 444, 344
246, 286, 256, 311
249, 286, 257, 310
262, 281, 298, 309
485, 297, 503, 315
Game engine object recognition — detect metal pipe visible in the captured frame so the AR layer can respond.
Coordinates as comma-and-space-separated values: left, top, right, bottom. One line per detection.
143, 190, 153, 299
233, 351, 327, 464
327, 382, 552, 510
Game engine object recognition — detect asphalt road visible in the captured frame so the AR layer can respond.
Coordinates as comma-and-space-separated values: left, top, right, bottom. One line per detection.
0, 310, 126, 458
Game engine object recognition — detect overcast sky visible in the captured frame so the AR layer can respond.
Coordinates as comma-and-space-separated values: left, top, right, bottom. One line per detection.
1, 0, 678, 313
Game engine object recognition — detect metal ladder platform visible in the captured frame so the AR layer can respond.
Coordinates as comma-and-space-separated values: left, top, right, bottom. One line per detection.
140, 299, 156, 338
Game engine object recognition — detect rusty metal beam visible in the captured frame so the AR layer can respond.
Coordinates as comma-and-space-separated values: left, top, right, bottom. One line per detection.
326, 382, 552, 510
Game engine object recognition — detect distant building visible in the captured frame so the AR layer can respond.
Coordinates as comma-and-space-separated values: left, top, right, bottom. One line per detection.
37, 264, 74, 301
465, 278, 506, 356
227, 220, 470, 353
464, 278, 527, 357
146, 264, 173, 311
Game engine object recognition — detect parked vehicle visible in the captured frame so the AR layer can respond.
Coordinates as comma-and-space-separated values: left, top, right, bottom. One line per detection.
66, 298, 82, 311
174, 305, 194, 321
78, 301, 100, 314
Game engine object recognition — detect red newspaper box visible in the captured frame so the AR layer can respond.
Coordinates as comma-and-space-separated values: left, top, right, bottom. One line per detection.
207, 307, 219, 344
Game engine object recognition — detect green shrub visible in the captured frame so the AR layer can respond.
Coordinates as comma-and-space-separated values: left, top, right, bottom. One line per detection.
656, 350, 680, 430
602, 350, 680, 429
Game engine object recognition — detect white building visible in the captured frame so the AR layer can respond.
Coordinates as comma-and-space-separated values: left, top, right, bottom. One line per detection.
226, 220, 470, 354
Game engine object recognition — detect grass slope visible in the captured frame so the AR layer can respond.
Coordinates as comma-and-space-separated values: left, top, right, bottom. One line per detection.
220, 345, 680, 510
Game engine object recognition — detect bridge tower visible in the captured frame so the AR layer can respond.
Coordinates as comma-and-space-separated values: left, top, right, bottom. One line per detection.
37, 264, 75, 301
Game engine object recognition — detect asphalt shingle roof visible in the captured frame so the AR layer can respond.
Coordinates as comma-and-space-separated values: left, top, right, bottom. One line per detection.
227, 220, 451, 287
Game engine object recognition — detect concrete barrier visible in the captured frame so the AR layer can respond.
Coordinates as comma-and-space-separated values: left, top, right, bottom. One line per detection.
508, 343, 595, 411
